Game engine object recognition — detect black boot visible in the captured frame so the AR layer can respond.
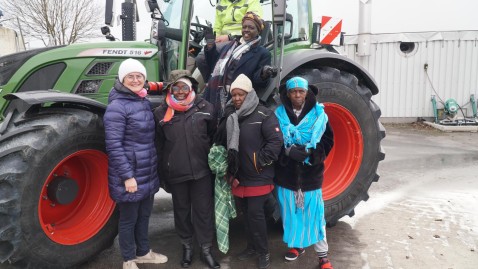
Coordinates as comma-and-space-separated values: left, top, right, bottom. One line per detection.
237, 245, 258, 261
181, 243, 193, 268
258, 253, 270, 269
200, 244, 220, 269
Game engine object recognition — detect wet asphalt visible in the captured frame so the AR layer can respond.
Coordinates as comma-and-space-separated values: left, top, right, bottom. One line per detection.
1, 123, 477, 269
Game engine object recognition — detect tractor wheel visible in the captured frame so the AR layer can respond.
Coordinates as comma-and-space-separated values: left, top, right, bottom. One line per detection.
285, 67, 385, 226
0, 107, 118, 268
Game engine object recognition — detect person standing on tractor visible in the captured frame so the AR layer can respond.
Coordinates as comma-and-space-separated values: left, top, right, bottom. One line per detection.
153, 70, 220, 269
196, 0, 263, 82
274, 77, 335, 269
214, 0, 263, 42
212, 74, 283, 269
104, 58, 168, 269
202, 11, 277, 120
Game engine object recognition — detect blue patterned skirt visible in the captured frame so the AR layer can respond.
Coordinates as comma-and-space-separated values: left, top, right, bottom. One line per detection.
276, 186, 326, 248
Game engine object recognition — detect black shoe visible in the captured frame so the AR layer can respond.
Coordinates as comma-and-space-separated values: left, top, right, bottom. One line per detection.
200, 245, 220, 269
181, 244, 193, 268
237, 247, 258, 261
258, 253, 270, 269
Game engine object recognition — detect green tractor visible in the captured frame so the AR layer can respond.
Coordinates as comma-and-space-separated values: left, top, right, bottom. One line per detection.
0, 0, 385, 267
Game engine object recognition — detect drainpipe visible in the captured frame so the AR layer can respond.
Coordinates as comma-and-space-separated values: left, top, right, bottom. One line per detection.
357, 0, 372, 56
16, 17, 26, 51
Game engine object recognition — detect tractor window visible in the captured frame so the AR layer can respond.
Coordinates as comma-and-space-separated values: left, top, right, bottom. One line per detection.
159, 0, 186, 75
17, 63, 66, 92
254, 0, 310, 44
161, 0, 184, 29
288, 0, 310, 42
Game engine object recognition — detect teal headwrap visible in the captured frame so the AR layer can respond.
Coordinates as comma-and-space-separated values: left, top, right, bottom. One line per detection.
286, 77, 308, 91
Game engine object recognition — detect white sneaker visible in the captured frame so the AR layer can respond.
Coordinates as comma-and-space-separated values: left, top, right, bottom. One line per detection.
134, 249, 168, 264
123, 260, 139, 269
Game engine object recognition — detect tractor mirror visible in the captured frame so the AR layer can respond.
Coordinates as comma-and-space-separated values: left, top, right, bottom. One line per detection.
283, 13, 293, 40
151, 19, 166, 46
272, 0, 286, 22
145, 0, 159, 13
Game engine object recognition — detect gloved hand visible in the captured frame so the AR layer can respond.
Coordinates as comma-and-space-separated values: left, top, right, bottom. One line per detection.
285, 145, 310, 162
203, 27, 216, 47
261, 65, 278, 79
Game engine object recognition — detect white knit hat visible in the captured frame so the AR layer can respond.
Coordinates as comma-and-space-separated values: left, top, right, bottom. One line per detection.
230, 74, 253, 93
118, 58, 147, 82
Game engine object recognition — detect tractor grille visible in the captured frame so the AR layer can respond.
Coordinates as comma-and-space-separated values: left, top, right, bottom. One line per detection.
75, 80, 102, 94
87, 62, 113, 76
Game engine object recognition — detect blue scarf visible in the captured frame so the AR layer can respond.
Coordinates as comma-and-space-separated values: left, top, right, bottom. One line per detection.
275, 103, 328, 164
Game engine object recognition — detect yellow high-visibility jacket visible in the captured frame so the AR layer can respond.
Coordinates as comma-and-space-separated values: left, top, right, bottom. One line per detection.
213, 0, 263, 36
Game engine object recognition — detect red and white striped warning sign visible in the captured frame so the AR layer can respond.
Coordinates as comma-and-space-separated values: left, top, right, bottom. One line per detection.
319, 16, 342, 46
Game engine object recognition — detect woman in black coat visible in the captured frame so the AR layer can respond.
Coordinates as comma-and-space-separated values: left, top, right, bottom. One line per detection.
213, 74, 283, 269
203, 11, 276, 119
154, 70, 219, 269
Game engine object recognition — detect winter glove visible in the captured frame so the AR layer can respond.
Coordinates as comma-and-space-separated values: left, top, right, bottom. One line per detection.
261, 65, 278, 80
285, 145, 310, 162
227, 149, 239, 177
203, 27, 216, 47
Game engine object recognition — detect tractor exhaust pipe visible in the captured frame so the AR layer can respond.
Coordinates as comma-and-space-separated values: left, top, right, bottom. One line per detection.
357, 0, 372, 56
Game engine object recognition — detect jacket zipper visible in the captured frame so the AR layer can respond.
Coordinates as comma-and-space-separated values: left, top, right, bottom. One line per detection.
253, 152, 260, 174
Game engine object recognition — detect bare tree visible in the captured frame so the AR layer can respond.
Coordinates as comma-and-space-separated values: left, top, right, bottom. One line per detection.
3, 0, 102, 46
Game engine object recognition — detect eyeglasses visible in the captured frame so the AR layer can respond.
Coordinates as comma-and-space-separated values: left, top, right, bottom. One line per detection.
124, 74, 144, 81
171, 85, 190, 93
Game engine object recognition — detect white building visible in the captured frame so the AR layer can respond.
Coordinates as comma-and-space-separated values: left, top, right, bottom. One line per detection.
327, 0, 478, 122
0, 25, 25, 56
342, 30, 478, 122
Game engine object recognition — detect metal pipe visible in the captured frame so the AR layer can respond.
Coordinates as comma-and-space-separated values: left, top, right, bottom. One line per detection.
16, 17, 26, 51
357, 0, 372, 56
431, 95, 438, 123
470, 94, 477, 118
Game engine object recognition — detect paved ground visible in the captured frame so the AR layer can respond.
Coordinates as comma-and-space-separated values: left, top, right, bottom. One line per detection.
2, 123, 478, 268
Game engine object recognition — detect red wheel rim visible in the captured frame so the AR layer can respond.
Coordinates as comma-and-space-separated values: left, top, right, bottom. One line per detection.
38, 150, 114, 245
323, 103, 363, 201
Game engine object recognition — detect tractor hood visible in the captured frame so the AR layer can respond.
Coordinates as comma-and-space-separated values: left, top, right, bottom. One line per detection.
0, 46, 62, 86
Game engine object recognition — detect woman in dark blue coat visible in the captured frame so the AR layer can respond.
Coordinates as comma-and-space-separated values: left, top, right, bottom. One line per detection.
203, 11, 276, 119
104, 58, 167, 269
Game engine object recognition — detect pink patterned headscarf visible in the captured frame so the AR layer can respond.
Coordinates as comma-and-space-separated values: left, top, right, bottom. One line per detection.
163, 88, 196, 122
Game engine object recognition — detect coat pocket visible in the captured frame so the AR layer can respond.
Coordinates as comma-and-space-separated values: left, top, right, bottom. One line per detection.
253, 151, 262, 174
192, 112, 211, 137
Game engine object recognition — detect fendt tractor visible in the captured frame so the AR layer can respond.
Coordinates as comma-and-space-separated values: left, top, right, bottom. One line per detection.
0, 0, 385, 267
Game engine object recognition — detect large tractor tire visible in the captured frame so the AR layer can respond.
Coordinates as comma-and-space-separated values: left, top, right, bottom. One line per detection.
285, 67, 385, 226
0, 107, 118, 268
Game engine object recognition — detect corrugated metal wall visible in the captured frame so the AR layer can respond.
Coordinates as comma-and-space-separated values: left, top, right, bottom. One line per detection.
341, 31, 478, 121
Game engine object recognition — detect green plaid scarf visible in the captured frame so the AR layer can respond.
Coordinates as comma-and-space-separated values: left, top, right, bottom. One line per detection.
208, 144, 237, 253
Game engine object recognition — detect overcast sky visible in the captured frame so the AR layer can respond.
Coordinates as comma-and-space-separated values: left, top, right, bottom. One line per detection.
320, 0, 477, 34
14, 0, 478, 47
103, 0, 477, 41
